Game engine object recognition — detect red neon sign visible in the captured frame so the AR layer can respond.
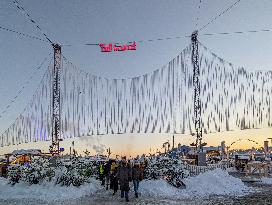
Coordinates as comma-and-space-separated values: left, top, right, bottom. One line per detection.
99, 41, 136, 52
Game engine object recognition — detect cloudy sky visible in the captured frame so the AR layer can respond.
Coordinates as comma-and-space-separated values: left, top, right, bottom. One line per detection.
1, 0, 272, 156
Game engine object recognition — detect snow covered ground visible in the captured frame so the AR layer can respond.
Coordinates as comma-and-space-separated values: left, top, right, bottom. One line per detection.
0, 177, 103, 202
0, 169, 252, 204
260, 177, 272, 185
140, 169, 251, 199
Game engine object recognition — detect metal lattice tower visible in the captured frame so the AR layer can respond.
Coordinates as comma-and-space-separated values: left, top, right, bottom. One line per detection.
51, 43, 61, 155
191, 31, 202, 152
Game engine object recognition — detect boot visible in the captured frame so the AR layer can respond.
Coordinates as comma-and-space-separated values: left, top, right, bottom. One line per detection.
135, 193, 138, 198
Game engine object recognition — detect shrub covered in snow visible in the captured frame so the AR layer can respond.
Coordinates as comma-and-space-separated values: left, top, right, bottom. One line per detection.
21, 157, 55, 185
53, 157, 99, 186
7, 156, 101, 186
7, 164, 21, 185
144, 157, 190, 188
7, 156, 192, 188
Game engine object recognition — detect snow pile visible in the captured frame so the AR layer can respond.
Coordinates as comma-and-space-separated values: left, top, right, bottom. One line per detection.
260, 177, 272, 185
140, 168, 250, 199
0, 177, 102, 202
184, 168, 249, 197
140, 179, 190, 198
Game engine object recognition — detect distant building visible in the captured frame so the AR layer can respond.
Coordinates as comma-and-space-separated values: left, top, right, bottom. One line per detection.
176, 144, 191, 154
202, 146, 221, 152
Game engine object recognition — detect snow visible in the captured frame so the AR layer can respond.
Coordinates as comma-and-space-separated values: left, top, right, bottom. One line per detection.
226, 166, 237, 172
0, 168, 252, 202
260, 177, 272, 185
0, 177, 102, 202
140, 179, 191, 199
183, 168, 250, 197
140, 168, 250, 199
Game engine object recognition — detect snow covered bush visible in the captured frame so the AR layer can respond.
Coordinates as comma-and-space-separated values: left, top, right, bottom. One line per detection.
144, 157, 190, 188
6, 156, 100, 186
21, 158, 55, 184
54, 157, 100, 186
7, 158, 55, 185
7, 164, 21, 185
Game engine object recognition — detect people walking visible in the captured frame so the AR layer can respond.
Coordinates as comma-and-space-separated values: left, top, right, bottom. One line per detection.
116, 158, 132, 202
132, 162, 143, 198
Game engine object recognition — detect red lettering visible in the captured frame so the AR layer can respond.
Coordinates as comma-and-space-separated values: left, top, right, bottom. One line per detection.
99, 42, 136, 52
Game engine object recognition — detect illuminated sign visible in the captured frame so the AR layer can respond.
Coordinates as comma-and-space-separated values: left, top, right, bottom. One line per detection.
99, 41, 136, 52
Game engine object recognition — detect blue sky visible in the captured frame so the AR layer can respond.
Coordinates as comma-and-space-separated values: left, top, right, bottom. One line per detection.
1, 0, 272, 155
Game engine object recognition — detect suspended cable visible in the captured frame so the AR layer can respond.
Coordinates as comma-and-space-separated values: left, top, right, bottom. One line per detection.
61, 34, 191, 47
0, 54, 52, 119
11, 0, 53, 44
63, 27, 272, 48
199, 0, 241, 32
201, 29, 272, 36
0, 25, 49, 43
2, 23, 271, 49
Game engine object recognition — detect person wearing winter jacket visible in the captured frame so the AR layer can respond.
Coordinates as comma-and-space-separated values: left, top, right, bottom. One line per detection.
104, 161, 111, 190
116, 159, 132, 202
98, 162, 105, 185
110, 161, 118, 195
132, 163, 143, 198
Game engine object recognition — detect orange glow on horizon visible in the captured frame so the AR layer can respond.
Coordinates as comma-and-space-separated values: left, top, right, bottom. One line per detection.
0, 128, 271, 157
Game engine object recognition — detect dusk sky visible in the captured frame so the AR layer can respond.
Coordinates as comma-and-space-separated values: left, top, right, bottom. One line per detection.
1, 0, 272, 156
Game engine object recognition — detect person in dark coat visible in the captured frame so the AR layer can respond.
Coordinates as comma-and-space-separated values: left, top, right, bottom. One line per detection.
116, 159, 132, 202
132, 162, 143, 198
110, 161, 118, 195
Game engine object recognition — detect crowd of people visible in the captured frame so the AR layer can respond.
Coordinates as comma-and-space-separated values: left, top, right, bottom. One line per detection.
97, 157, 147, 202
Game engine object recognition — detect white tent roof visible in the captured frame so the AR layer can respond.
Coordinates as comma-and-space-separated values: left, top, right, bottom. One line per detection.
11, 149, 41, 156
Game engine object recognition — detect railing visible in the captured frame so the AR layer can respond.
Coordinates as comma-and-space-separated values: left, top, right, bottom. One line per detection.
185, 163, 232, 176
